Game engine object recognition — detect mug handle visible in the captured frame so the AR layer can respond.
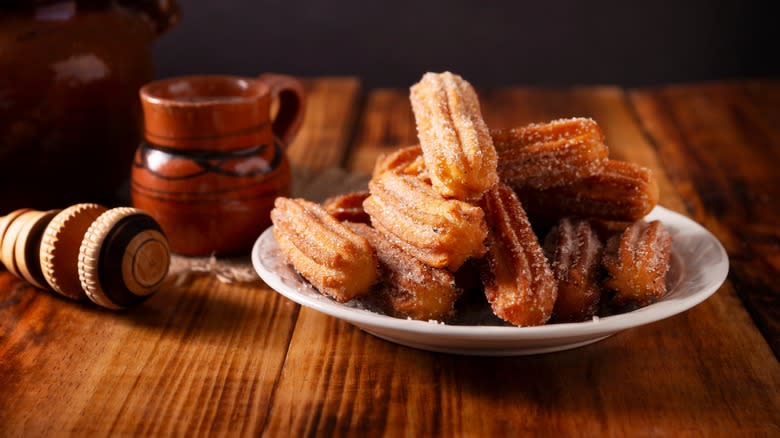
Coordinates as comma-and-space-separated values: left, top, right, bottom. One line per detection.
257, 73, 306, 148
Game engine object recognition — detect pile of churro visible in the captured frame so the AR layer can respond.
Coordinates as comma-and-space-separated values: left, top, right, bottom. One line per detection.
271, 72, 672, 326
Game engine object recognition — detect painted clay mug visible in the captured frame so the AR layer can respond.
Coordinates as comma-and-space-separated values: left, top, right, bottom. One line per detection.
131, 74, 305, 255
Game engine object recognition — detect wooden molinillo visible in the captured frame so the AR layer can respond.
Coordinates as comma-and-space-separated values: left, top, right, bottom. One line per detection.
0, 204, 170, 309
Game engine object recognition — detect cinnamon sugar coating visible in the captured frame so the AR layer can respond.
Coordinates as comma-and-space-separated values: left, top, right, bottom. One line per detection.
478, 184, 557, 326
602, 220, 672, 307
410, 72, 498, 200
544, 218, 603, 322
349, 223, 460, 321
271, 197, 379, 302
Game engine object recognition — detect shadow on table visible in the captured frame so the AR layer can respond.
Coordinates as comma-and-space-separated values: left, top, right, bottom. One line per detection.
108, 274, 285, 344
426, 325, 743, 424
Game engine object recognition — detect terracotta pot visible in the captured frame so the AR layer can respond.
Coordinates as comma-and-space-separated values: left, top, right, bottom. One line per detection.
0, 1, 178, 212
131, 74, 305, 256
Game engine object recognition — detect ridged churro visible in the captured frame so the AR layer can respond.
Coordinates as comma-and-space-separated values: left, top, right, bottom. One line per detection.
544, 218, 603, 322
516, 159, 660, 223
479, 184, 557, 326
372, 145, 426, 179
322, 191, 371, 224
410, 72, 498, 200
492, 117, 608, 189
271, 197, 379, 302
602, 220, 672, 307
348, 223, 460, 321
363, 171, 488, 271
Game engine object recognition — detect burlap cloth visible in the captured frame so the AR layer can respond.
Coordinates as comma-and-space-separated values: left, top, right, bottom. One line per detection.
168, 167, 370, 285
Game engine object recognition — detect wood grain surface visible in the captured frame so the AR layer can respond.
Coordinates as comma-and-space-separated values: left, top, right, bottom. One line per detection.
631, 81, 780, 356
1, 78, 778, 436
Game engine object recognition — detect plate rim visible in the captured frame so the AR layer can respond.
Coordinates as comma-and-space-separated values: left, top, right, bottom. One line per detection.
251, 205, 729, 343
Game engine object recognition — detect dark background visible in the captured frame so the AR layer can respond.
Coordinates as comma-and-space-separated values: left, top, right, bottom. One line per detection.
155, 1, 778, 88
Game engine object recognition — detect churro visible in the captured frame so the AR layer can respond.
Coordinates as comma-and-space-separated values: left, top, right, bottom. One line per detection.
479, 184, 557, 326
516, 159, 660, 223
271, 197, 379, 302
349, 223, 460, 321
492, 117, 608, 189
410, 72, 498, 200
322, 191, 371, 224
372, 145, 426, 178
602, 220, 672, 307
363, 171, 487, 271
544, 218, 603, 322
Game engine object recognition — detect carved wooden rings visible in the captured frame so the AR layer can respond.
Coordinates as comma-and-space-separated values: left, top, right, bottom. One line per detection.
0, 204, 170, 309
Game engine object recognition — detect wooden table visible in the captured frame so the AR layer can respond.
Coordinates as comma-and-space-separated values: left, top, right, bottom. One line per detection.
1, 78, 778, 436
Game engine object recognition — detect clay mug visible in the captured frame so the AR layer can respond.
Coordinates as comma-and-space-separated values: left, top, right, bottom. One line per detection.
131, 74, 304, 255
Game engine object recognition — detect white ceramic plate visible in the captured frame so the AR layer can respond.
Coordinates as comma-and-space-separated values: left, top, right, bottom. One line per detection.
252, 206, 729, 356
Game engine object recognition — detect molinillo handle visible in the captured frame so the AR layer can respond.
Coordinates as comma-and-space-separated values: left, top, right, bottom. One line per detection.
0, 204, 170, 309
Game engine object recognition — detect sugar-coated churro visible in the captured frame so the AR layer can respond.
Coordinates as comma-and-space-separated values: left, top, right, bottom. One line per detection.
349, 223, 460, 321
515, 159, 660, 223
479, 184, 557, 326
410, 72, 498, 200
322, 191, 371, 224
602, 220, 672, 307
363, 171, 487, 271
544, 218, 603, 322
271, 197, 379, 302
372, 145, 427, 179
492, 117, 608, 189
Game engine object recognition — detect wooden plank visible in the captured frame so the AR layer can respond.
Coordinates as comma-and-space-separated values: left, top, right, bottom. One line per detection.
0, 274, 296, 436
287, 77, 362, 173
0, 78, 362, 436
344, 88, 418, 172
630, 81, 780, 356
266, 85, 780, 436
